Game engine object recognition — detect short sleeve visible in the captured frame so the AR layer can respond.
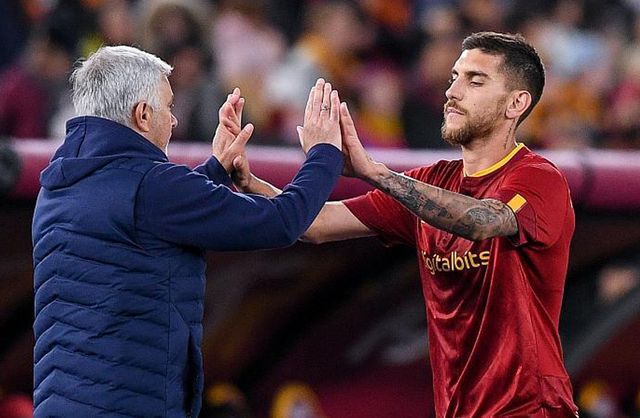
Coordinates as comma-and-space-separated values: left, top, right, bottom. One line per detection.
491, 163, 572, 248
343, 167, 432, 246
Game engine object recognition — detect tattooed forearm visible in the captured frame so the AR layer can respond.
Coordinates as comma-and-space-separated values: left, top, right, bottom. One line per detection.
453, 199, 518, 240
375, 171, 453, 220
373, 171, 518, 241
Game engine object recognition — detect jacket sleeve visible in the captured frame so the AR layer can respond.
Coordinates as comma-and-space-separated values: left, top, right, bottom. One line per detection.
193, 156, 232, 186
136, 144, 344, 251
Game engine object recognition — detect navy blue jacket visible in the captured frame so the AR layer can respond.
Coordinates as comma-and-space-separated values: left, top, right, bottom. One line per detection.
32, 116, 343, 417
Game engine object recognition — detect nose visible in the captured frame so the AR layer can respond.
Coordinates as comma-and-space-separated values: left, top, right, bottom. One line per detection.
445, 78, 462, 101
171, 114, 178, 129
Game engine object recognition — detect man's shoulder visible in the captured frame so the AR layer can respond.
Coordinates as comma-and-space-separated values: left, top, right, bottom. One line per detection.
506, 148, 569, 188
509, 147, 564, 175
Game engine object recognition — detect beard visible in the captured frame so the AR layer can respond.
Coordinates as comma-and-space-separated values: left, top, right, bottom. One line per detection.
440, 99, 504, 146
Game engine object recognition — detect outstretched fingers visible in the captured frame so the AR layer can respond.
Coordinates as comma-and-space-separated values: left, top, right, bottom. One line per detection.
218, 103, 240, 136
219, 88, 243, 134
231, 87, 244, 126
298, 78, 343, 153
235, 97, 244, 126
340, 102, 358, 143
339, 101, 373, 178
320, 82, 332, 118
311, 78, 325, 118
329, 90, 340, 122
227, 87, 240, 105
304, 86, 314, 125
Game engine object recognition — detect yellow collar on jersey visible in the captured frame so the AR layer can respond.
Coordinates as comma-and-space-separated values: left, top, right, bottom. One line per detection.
466, 143, 525, 177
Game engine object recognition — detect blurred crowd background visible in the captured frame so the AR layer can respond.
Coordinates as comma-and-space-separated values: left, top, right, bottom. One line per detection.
5, 0, 640, 150
3, 1, 640, 418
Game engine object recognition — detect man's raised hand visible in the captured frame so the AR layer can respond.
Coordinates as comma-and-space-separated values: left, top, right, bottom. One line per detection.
339, 101, 378, 180
296, 78, 342, 154
212, 88, 250, 172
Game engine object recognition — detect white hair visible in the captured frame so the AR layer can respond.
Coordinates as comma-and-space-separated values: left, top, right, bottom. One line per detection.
70, 45, 172, 128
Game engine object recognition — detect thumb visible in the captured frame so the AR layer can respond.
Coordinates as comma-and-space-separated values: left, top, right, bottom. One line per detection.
232, 155, 243, 170
231, 155, 251, 188
233, 123, 254, 147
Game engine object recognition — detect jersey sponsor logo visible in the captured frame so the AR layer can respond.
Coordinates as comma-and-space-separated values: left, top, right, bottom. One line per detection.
421, 250, 490, 275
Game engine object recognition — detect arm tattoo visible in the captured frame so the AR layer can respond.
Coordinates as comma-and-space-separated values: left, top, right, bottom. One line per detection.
373, 171, 518, 241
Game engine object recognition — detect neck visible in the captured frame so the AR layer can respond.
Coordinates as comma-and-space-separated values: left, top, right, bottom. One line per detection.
461, 124, 518, 176
133, 127, 168, 155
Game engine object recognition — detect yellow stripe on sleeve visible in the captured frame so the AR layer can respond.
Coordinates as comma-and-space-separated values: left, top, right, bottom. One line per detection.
507, 194, 526, 213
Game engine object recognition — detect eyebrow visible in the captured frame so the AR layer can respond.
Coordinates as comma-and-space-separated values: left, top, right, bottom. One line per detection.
452, 69, 490, 79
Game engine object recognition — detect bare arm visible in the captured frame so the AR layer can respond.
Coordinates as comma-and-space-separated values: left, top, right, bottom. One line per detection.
339, 103, 517, 242
300, 201, 375, 243
366, 168, 517, 241
231, 168, 374, 244
232, 168, 282, 197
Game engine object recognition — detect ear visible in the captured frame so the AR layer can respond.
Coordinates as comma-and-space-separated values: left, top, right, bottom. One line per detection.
505, 90, 532, 122
132, 101, 153, 133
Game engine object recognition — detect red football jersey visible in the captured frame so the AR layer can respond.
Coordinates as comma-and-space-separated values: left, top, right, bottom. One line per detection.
344, 144, 578, 417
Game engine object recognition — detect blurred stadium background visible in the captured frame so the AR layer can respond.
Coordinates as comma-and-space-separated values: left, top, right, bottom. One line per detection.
2, 0, 640, 417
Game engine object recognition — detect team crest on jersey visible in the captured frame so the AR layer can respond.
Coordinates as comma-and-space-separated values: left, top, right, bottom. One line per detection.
421, 250, 490, 275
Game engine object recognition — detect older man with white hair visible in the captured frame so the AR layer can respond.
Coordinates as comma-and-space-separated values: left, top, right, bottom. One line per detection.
32, 45, 343, 418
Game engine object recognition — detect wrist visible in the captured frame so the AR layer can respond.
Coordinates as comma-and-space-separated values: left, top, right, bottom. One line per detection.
233, 173, 254, 193
212, 154, 231, 173
243, 174, 257, 192
362, 162, 389, 186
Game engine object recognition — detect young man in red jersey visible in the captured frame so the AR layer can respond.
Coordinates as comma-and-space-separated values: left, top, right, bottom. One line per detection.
232, 32, 578, 417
